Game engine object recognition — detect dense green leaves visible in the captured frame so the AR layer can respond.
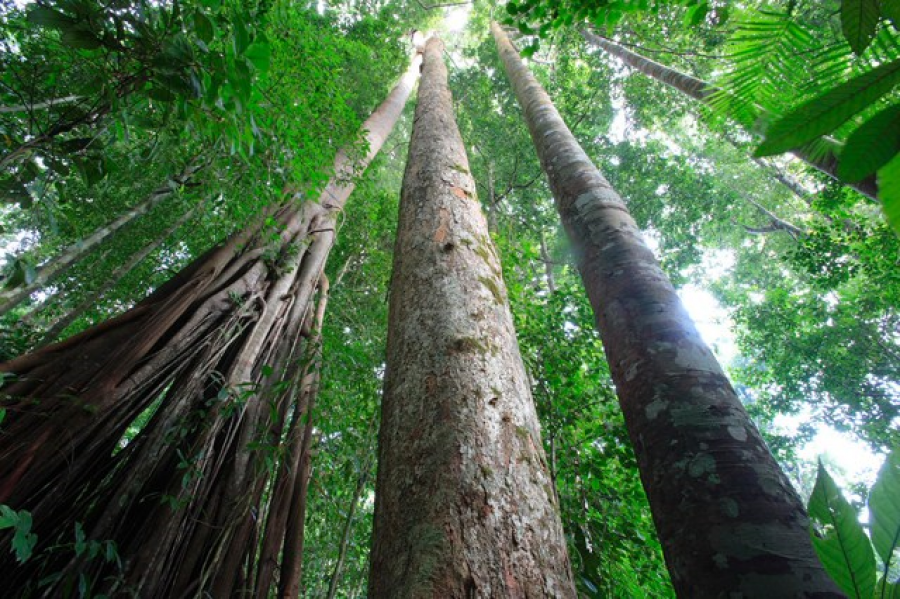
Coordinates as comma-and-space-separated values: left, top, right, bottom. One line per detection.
808, 462, 876, 598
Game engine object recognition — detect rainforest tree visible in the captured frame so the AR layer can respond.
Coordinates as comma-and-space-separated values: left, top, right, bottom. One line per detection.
1, 0, 897, 596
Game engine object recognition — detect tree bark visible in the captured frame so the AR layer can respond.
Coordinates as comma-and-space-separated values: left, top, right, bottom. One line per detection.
494, 23, 843, 597
0, 53, 422, 597
582, 30, 879, 201
369, 36, 576, 597
0, 160, 204, 318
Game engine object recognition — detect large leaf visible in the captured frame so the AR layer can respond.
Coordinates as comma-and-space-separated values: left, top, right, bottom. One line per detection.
26, 6, 75, 29
838, 104, 900, 181
245, 42, 271, 73
61, 29, 103, 50
808, 462, 876, 598
870, 449, 900, 593
885, 0, 900, 24
842, 0, 881, 55
879, 153, 900, 233
756, 58, 900, 157
193, 10, 215, 44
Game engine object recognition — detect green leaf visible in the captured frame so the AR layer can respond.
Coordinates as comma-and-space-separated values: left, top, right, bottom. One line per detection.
74, 522, 86, 556
232, 16, 250, 55
193, 10, 215, 44
104, 540, 117, 563
684, 2, 709, 27
756, 58, 900, 157
878, 153, 900, 233
0, 505, 16, 529
842, 0, 881, 55
870, 449, 900, 589
61, 29, 103, 50
0, 408, 5, 428
884, 0, 900, 24
245, 42, 271, 73
27, 6, 74, 29
838, 104, 900, 181
807, 462, 876, 599
520, 41, 540, 58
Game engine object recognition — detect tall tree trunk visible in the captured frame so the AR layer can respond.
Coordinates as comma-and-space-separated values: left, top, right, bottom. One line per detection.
0, 53, 421, 596
35, 202, 201, 347
581, 30, 879, 201
493, 23, 842, 597
0, 160, 203, 318
369, 37, 576, 597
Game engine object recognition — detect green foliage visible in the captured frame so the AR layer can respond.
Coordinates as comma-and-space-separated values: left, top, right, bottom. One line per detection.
0, 505, 37, 563
809, 451, 900, 597
808, 462, 876, 598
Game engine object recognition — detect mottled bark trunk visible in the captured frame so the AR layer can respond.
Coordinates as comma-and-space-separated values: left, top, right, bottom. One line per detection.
0, 55, 421, 596
36, 202, 200, 347
0, 160, 203, 318
494, 23, 842, 597
582, 30, 878, 201
369, 37, 576, 597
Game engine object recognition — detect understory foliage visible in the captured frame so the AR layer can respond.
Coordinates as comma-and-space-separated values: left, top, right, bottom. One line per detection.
0, 0, 898, 596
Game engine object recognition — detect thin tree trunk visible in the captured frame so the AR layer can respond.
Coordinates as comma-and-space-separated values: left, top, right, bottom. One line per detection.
326, 454, 372, 599
582, 30, 879, 201
540, 230, 557, 292
278, 366, 319, 599
369, 36, 576, 597
35, 203, 200, 347
740, 194, 803, 238
0, 160, 203, 318
0, 53, 421, 597
0, 73, 146, 171
0, 95, 83, 114
494, 23, 842, 597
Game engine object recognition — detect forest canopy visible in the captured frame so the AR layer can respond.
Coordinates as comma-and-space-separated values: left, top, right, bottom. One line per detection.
0, 0, 898, 596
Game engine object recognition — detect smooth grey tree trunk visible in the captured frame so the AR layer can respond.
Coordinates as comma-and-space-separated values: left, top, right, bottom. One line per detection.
369, 36, 576, 597
494, 23, 843, 597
